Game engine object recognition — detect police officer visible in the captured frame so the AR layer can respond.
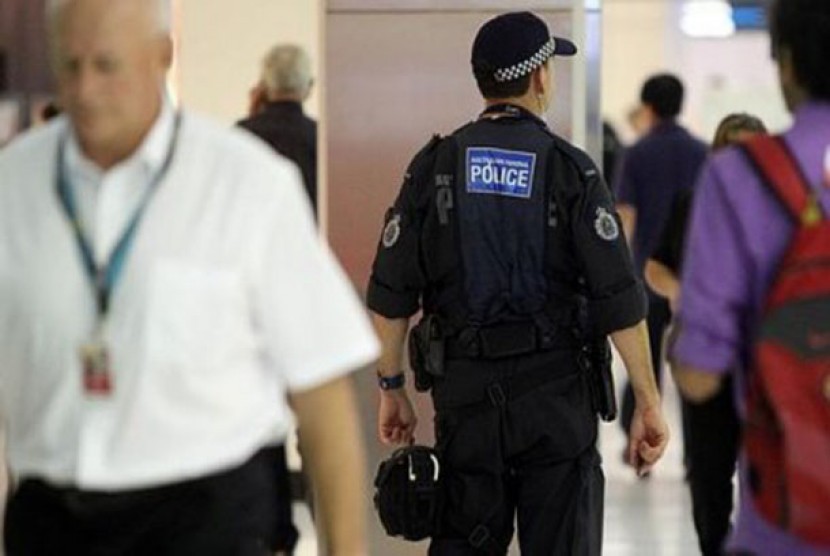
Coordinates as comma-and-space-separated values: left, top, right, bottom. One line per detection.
368, 12, 669, 555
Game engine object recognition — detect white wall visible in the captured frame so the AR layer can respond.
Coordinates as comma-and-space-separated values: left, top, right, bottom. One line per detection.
166, 0, 790, 141
678, 32, 791, 139
175, 0, 321, 124
167, 0, 792, 199
601, 0, 790, 144
602, 0, 675, 142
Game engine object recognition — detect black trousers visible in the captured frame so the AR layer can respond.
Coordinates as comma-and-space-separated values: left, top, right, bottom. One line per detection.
5, 446, 299, 556
684, 376, 740, 556
620, 296, 671, 435
428, 350, 604, 556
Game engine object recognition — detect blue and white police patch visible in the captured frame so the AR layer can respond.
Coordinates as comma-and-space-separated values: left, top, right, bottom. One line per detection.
594, 207, 619, 241
466, 147, 536, 199
382, 214, 402, 248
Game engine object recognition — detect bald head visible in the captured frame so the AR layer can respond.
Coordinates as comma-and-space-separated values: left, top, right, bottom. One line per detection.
48, 0, 174, 169
47, 0, 172, 35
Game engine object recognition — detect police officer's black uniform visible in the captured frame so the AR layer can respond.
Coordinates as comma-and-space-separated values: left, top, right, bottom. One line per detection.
368, 12, 646, 556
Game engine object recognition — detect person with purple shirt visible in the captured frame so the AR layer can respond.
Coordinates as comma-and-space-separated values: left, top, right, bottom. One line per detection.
672, 0, 830, 554
614, 74, 708, 457
649, 113, 767, 556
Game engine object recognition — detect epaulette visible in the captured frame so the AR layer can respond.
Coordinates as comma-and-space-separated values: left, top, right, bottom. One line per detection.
418, 134, 443, 157
412, 118, 474, 162
406, 134, 444, 176
545, 132, 601, 186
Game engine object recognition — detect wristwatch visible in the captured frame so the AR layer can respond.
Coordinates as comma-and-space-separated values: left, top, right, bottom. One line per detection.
378, 372, 405, 391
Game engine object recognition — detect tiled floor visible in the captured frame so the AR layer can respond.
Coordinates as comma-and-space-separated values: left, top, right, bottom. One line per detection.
293, 359, 708, 555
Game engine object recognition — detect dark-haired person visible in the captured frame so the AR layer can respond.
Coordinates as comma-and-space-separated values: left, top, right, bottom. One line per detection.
672, 0, 830, 554
602, 120, 624, 185
367, 11, 668, 555
40, 101, 62, 122
613, 73, 708, 455
647, 113, 767, 556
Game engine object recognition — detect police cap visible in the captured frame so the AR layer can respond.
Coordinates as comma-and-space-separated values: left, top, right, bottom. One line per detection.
471, 11, 577, 83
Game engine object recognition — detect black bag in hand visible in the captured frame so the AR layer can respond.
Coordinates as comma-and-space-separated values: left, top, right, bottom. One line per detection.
373, 445, 443, 541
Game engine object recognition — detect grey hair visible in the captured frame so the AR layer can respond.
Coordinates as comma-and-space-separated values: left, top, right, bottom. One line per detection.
261, 44, 313, 97
46, 0, 172, 35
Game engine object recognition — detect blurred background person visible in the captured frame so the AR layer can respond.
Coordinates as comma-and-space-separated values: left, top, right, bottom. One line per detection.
39, 99, 61, 121
626, 104, 653, 141
613, 73, 708, 469
672, 0, 830, 553
0, 1, 376, 554
647, 112, 767, 556
602, 119, 624, 186
238, 44, 318, 215
237, 41, 322, 548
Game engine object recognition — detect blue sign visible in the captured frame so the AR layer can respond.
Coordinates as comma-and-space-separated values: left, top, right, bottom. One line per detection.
466, 147, 536, 199
732, 6, 766, 30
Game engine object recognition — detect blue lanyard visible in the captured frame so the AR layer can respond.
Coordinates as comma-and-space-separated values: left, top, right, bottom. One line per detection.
56, 114, 181, 317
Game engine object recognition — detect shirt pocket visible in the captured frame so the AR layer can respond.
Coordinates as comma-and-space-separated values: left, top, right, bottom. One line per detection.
146, 260, 249, 372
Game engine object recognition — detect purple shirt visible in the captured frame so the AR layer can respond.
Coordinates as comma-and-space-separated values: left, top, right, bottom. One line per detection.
674, 102, 830, 556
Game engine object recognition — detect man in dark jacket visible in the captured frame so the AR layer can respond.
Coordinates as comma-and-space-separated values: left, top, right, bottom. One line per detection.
238, 44, 318, 214
613, 74, 708, 449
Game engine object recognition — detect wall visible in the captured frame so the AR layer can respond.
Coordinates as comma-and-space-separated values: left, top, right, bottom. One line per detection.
678, 31, 790, 138
601, 0, 790, 144
176, 0, 321, 123
601, 0, 676, 142
326, 8, 577, 289
0, 0, 51, 94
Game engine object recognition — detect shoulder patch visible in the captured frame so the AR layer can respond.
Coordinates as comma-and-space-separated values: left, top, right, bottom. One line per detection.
382, 214, 402, 248
466, 147, 536, 199
594, 207, 619, 241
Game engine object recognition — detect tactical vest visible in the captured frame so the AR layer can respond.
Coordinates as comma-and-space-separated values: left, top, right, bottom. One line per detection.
417, 105, 595, 343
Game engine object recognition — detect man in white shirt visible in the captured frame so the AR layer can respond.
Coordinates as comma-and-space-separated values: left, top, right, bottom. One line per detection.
0, 0, 378, 554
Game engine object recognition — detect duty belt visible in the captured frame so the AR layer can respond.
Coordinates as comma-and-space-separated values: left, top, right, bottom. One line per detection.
431, 352, 582, 413
444, 320, 579, 360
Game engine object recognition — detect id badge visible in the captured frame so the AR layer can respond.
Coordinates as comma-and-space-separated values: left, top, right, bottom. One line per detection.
80, 339, 113, 396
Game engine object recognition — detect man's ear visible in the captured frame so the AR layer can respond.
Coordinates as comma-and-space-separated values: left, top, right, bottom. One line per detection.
640, 103, 657, 126
776, 46, 795, 87
531, 64, 546, 96
159, 35, 174, 71
304, 78, 315, 101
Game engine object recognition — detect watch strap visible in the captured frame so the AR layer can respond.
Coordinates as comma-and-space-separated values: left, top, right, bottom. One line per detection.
378, 372, 406, 390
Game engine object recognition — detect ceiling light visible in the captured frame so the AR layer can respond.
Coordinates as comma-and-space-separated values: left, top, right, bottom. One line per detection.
681, 0, 736, 38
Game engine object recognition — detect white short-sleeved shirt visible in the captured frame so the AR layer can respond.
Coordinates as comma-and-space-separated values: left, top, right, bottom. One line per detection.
0, 108, 379, 490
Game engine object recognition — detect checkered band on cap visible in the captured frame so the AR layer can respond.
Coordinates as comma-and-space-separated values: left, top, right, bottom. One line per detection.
493, 38, 557, 83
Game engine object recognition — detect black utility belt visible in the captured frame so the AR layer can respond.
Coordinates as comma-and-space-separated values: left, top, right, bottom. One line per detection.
444, 320, 579, 360
431, 359, 581, 412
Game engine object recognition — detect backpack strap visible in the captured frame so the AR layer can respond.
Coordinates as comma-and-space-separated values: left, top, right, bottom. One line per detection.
742, 135, 825, 225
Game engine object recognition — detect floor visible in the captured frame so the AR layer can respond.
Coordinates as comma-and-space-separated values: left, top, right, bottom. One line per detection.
292, 356, 710, 555
0, 355, 707, 555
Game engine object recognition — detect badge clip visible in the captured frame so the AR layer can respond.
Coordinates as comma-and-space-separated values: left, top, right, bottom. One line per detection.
80, 333, 113, 396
